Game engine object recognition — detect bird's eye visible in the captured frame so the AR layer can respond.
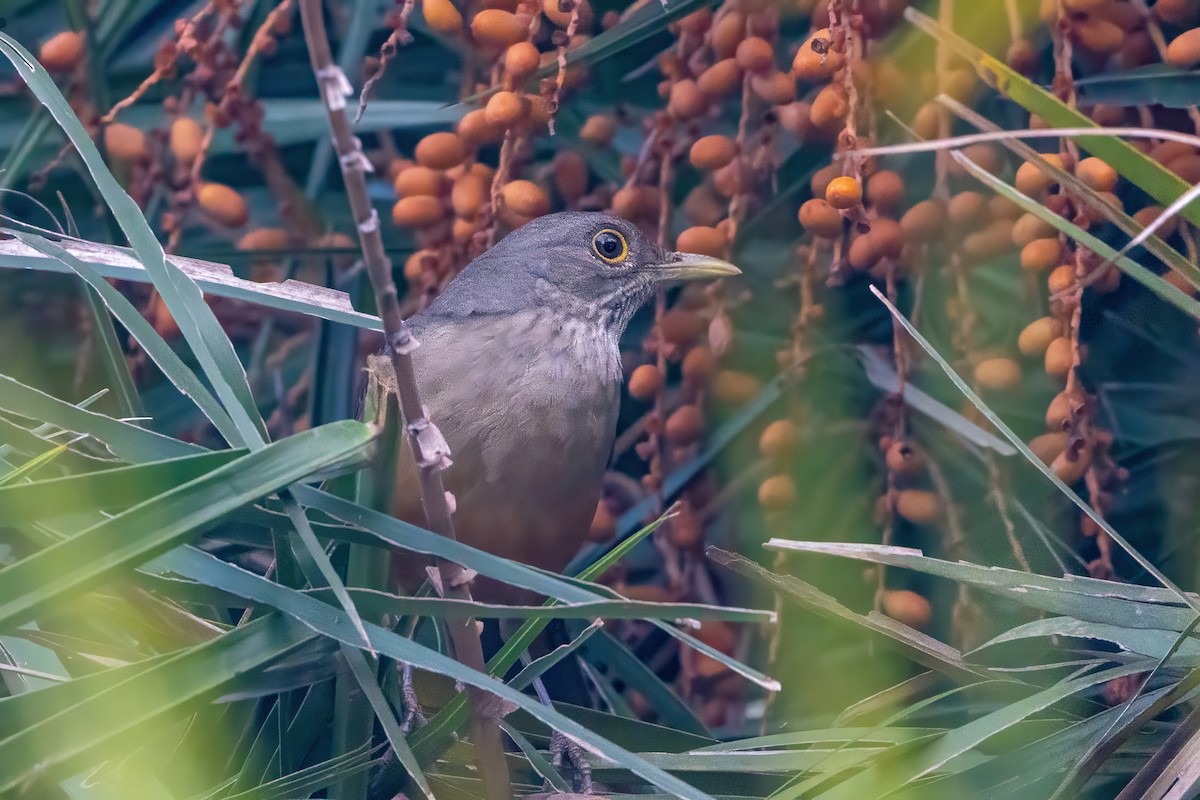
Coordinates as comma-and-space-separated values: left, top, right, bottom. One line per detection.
592, 229, 629, 264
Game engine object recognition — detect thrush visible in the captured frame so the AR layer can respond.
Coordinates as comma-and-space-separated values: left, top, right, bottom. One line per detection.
380, 211, 740, 602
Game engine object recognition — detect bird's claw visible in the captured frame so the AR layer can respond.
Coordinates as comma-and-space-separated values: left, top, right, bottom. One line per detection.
400, 663, 428, 734
549, 731, 593, 795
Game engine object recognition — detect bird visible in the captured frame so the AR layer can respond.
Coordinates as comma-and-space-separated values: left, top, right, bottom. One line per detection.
382, 211, 740, 602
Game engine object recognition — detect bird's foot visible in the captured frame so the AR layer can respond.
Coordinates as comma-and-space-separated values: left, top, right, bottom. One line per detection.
400, 663, 428, 733
549, 731, 593, 795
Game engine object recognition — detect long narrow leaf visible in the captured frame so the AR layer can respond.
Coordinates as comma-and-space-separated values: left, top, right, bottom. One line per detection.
0, 373, 199, 462
0, 420, 373, 631
13, 232, 243, 442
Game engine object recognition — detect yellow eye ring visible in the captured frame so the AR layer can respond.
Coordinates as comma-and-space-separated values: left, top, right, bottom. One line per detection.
592, 229, 629, 264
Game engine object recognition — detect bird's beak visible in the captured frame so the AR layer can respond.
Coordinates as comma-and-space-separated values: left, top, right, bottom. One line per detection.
647, 251, 742, 282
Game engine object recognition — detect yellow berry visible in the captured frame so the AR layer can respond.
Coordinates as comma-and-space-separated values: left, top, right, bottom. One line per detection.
628, 364, 662, 401
824, 176, 862, 210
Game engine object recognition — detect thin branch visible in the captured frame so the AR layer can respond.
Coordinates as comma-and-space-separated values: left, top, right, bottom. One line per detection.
294, 2, 512, 798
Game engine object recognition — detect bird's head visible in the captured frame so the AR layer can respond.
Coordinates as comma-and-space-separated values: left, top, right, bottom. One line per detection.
423, 211, 740, 333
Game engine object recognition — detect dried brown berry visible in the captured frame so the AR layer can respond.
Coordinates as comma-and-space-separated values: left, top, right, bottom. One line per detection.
900, 199, 947, 243
424, 0, 465, 35
848, 233, 883, 270
1075, 156, 1118, 192
749, 71, 796, 105
628, 364, 663, 400
1015, 154, 1064, 195
799, 198, 843, 238
1018, 317, 1063, 357
711, 11, 746, 59
1044, 336, 1074, 378
712, 162, 742, 198
1047, 264, 1076, 295
792, 28, 845, 80
668, 79, 707, 119
580, 113, 617, 145
912, 102, 941, 140
1166, 27, 1200, 69
169, 117, 204, 163
962, 219, 1015, 260
946, 191, 988, 229
698, 59, 743, 97
611, 185, 660, 221
1156, 0, 1199, 26
865, 170, 905, 214
237, 228, 289, 252
501, 179, 550, 217
404, 249, 437, 283
451, 172, 489, 218
1046, 390, 1072, 430
588, 501, 617, 543
1074, 17, 1126, 57
39, 31, 85, 72
457, 109, 503, 145
1029, 432, 1068, 465
886, 440, 924, 478
665, 404, 705, 445
683, 346, 716, 383
543, 0, 591, 27
882, 590, 933, 629
1011, 212, 1057, 247
1051, 445, 1092, 484
735, 36, 775, 72
415, 132, 465, 169
104, 123, 148, 162
1020, 238, 1062, 272
391, 195, 446, 228
809, 83, 849, 132
504, 41, 540, 79
810, 163, 841, 199
394, 165, 444, 198
485, 90, 529, 128
690, 135, 737, 171
974, 357, 1022, 392
452, 216, 478, 243
198, 183, 250, 228
551, 151, 589, 201
677, 226, 729, 258
660, 308, 707, 346
470, 9, 529, 48
1133, 205, 1178, 239
894, 489, 942, 524
1170, 154, 1200, 183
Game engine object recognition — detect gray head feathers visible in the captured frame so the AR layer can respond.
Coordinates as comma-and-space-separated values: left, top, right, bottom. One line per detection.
420, 212, 666, 334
